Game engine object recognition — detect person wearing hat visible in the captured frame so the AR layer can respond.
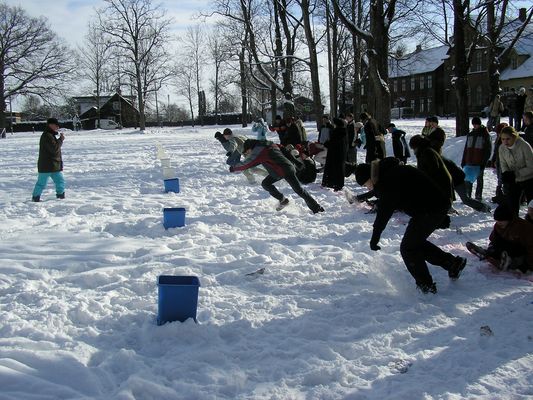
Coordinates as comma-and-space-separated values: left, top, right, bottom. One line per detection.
354, 158, 467, 294
498, 126, 533, 215
229, 139, 324, 213
461, 117, 492, 200
484, 205, 533, 272
214, 129, 267, 184
386, 123, 410, 164
31, 118, 65, 202
426, 116, 446, 154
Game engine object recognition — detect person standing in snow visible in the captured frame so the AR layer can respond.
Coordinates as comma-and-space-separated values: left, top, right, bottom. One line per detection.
321, 117, 348, 191
487, 94, 504, 132
230, 139, 324, 213
268, 115, 287, 145
294, 117, 308, 146
386, 123, 410, 164
285, 117, 302, 146
520, 111, 533, 147
516, 87, 527, 130
32, 118, 65, 202
360, 112, 386, 163
215, 128, 267, 184
354, 158, 467, 294
506, 88, 518, 129
421, 117, 432, 137
498, 126, 533, 216
318, 115, 333, 144
524, 88, 533, 113
461, 117, 492, 201
489, 122, 509, 204
345, 113, 357, 166
426, 116, 446, 154
251, 118, 270, 141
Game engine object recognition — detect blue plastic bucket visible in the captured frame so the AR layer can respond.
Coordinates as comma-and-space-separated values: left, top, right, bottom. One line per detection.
164, 178, 180, 193
163, 207, 186, 229
157, 275, 200, 325
463, 165, 481, 183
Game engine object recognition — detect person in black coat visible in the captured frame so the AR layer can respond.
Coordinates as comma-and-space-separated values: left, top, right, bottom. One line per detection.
354, 158, 467, 294
426, 115, 446, 154
521, 111, 533, 147
284, 117, 302, 146
360, 112, 386, 163
322, 117, 348, 191
230, 139, 324, 213
386, 123, 410, 164
31, 118, 65, 202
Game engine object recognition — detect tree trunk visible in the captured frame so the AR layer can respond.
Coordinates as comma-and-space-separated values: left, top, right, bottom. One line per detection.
301, 0, 323, 129
136, 67, 146, 130
0, 72, 6, 130
351, 0, 362, 117
239, 46, 248, 127
452, 0, 469, 137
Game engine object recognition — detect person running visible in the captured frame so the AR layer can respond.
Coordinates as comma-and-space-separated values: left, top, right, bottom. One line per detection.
354, 158, 467, 294
230, 139, 325, 213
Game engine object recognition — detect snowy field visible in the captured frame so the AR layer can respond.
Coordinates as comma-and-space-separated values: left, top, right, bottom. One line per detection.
0, 119, 531, 400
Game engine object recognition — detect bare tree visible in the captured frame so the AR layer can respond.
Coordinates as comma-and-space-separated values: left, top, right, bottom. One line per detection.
208, 27, 226, 124
97, 0, 173, 131
332, 0, 397, 125
0, 3, 76, 129
78, 20, 113, 128
182, 25, 208, 125
174, 60, 197, 125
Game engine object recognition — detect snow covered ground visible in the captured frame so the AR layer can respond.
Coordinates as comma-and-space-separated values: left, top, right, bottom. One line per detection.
0, 119, 531, 400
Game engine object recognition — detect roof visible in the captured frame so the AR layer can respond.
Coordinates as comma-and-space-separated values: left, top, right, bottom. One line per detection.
389, 45, 449, 78
500, 19, 533, 80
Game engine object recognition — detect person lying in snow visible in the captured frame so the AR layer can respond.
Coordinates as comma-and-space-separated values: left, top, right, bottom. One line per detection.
215, 129, 268, 184
230, 139, 324, 213
472, 205, 533, 272
354, 158, 467, 294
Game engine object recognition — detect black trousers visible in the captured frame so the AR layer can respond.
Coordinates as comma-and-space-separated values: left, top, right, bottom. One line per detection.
261, 172, 320, 212
400, 213, 456, 286
504, 177, 533, 216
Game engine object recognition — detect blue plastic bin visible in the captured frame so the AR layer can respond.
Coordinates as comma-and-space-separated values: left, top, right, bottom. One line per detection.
163, 207, 186, 229
157, 275, 200, 325
164, 178, 180, 193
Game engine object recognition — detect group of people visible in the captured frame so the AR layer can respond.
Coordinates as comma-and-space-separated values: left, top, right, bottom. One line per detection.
487, 87, 533, 132
216, 111, 533, 294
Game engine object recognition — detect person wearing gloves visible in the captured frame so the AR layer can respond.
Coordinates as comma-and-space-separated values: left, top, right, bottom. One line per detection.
31, 117, 66, 202
354, 158, 467, 294
498, 126, 533, 216
230, 139, 324, 213
214, 128, 267, 184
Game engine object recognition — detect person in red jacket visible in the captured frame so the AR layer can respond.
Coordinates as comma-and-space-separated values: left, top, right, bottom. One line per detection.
461, 117, 492, 200
230, 139, 324, 213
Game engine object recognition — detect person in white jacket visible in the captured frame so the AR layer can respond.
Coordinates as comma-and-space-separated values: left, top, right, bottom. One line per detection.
498, 126, 533, 215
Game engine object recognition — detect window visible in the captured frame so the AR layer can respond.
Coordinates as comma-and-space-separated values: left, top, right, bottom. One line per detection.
427, 75, 432, 89
476, 52, 482, 72
420, 76, 425, 90
361, 84, 365, 95
393, 80, 398, 92
411, 99, 415, 110
411, 76, 415, 91
420, 98, 425, 113
402, 79, 406, 91
427, 98, 432, 113
512, 57, 518, 69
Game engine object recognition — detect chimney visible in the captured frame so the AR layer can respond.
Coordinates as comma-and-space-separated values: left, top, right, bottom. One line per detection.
519, 8, 527, 22
416, 44, 422, 53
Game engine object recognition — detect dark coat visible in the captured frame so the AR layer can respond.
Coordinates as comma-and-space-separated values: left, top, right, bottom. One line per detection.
490, 217, 533, 267
285, 123, 302, 146
391, 128, 410, 161
322, 125, 348, 190
415, 145, 454, 202
428, 127, 446, 154
363, 118, 386, 163
442, 157, 466, 187
461, 125, 492, 167
516, 94, 526, 114
371, 157, 452, 242
521, 124, 533, 148
37, 127, 64, 173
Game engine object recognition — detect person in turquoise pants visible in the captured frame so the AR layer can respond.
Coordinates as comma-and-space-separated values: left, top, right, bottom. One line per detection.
32, 118, 65, 202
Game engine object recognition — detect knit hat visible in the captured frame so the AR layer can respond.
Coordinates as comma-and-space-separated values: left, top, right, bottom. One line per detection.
494, 205, 513, 221
471, 117, 481, 126
355, 163, 371, 186
223, 128, 232, 136
47, 117, 59, 125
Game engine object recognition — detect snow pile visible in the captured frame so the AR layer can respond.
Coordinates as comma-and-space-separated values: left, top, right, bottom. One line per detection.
0, 120, 531, 399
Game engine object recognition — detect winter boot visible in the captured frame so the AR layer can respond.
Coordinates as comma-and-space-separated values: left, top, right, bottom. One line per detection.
464, 181, 473, 198
32, 195, 40, 202
276, 197, 289, 211
498, 251, 512, 271
448, 256, 467, 280
312, 205, 325, 214
417, 282, 437, 294
56, 193, 65, 199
